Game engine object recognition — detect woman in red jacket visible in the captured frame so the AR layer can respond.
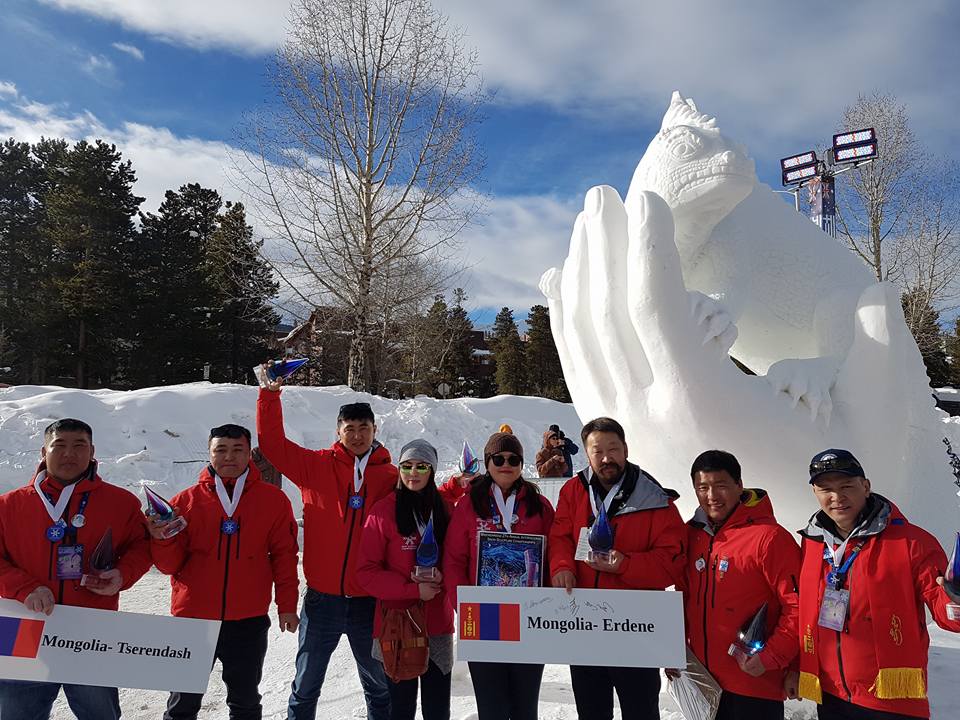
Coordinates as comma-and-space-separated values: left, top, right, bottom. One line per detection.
443, 431, 555, 720
358, 439, 454, 720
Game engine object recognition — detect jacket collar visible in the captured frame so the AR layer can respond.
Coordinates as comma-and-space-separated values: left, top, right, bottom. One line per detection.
799, 493, 894, 542
198, 462, 262, 487
578, 462, 678, 517
332, 439, 391, 466
32, 461, 100, 495
688, 488, 774, 537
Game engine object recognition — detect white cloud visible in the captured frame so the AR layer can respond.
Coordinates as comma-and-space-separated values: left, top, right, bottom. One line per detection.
0, 81, 17, 98
0, 87, 569, 314
41, 0, 288, 54
81, 53, 118, 85
0, 91, 232, 215
41, 2, 960, 162
111, 42, 144, 61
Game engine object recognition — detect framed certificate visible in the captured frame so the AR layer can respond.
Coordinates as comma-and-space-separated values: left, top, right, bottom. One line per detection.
476, 531, 545, 588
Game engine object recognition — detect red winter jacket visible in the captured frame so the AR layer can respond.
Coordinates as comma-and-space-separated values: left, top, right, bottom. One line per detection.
256, 388, 398, 596
682, 489, 800, 701
797, 496, 960, 718
357, 492, 454, 639
548, 464, 685, 591
0, 464, 151, 610
442, 480, 555, 607
151, 463, 299, 621
437, 475, 470, 508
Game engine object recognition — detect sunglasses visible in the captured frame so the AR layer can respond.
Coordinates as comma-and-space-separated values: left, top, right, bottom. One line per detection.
809, 457, 863, 477
490, 453, 522, 467
210, 424, 251, 442
399, 463, 432, 474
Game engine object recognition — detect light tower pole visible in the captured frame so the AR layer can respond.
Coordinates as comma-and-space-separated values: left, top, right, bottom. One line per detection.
780, 128, 878, 238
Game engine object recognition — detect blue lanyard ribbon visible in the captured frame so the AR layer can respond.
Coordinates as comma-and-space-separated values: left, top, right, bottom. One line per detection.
823, 542, 864, 589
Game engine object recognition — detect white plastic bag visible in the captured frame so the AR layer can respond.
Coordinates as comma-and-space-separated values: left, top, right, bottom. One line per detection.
667, 647, 723, 720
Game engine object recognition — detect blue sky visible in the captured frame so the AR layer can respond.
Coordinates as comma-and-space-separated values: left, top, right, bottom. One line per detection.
2, 0, 959, 326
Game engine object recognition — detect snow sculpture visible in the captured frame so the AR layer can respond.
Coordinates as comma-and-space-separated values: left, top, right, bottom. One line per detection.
541, 92, 958, 543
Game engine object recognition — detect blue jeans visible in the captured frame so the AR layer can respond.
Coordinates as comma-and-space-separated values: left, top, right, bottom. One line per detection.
0, 680, 120, 720
287, 589, 390, 720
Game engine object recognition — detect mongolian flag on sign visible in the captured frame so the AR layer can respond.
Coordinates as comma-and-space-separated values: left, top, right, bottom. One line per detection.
0, 616, 44, 658
459, 602, 520, 641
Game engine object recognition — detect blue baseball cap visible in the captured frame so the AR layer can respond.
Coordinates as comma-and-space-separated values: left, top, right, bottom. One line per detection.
808, 449, 865, 484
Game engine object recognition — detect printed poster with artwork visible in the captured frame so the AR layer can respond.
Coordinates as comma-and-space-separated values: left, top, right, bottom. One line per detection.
476, 531, 544, 587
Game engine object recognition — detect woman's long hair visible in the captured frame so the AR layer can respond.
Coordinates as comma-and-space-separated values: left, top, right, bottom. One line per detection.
469, 471, 545, 520
395, 469, 449, 547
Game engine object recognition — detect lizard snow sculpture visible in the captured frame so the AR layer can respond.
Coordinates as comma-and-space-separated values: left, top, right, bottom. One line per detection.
540, 92, 957, 543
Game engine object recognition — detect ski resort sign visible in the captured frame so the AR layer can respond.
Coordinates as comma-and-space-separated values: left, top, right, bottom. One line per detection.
0, 599, 219, 692
456, 586, 684, 667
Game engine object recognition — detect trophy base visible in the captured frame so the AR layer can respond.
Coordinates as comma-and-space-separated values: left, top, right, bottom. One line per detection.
587, 550, 612, 564
158, 516, 188, 539
947, 603, 960, 622
80, 572, 109, 589
413, 566, 438, 581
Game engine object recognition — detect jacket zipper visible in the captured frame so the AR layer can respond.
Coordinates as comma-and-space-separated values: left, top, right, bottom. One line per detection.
220, 532, 233, 620
835, 572, 852, 701
340, 503, 360, 596
700, 537, 715, 669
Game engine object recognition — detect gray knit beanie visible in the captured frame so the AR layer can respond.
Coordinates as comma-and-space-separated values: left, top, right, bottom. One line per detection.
398, 439, 438, 468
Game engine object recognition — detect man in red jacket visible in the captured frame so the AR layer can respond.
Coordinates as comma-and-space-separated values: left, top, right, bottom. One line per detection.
0, 418, 151, 720
681, 450, 799, 720
257, 377, 398, 720
149, 423, 299, 720
549, 416, 685, 720
792, 448, 960, 719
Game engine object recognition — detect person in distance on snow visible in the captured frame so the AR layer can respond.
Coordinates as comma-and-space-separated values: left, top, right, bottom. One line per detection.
357, 439, 455, 720
679, 450, 800, 720
548, 416, 685, 720
443, 431, 555, 720
148, 423, 299, 720
535, 424, 579, 478
256, 373, 398, 720
788, 449, 960, 720
0, 418, 152, 720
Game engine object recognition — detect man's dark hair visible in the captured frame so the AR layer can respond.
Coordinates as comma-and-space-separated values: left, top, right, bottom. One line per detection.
44, 419, 93, 442
338, 402, 375, 424
580, 417, 626, 445
690, 450, 742, 484
209, 424, 252, 445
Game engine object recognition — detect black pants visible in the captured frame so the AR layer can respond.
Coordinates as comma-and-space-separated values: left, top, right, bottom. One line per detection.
569, 665, 660, 720
387, 660, 451, 720
164, 615, 270, 720
818, 693, 922, 720
715, 690, 784, 720
468, 661, 544, 720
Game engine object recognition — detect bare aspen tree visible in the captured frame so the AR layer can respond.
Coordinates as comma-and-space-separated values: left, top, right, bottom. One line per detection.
835, 92, 921, 282
238, 0, 484, 391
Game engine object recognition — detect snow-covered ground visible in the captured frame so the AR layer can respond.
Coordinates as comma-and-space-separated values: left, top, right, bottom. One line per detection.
1, 383, 956, 718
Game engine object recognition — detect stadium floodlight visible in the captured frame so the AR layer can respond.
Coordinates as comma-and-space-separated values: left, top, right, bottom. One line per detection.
781, 151, 818, 186
832, 127, 877, 165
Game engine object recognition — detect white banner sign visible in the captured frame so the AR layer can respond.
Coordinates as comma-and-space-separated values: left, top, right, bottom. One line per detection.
0, 600, 220, 693
456, 586, 685, 668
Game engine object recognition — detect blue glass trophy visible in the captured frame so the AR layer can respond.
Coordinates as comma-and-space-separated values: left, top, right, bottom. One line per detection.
143, 486, 187, 539
946, 532, 960, 620
80, 527, 114, 588
254, 358, 308, 387
728, 602, 768, 661
414, 516, 440, 581
587, 501, 615, 563
459, 441, 480, 475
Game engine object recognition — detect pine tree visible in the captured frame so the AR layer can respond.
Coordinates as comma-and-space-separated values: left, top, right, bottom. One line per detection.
42, 140, 143, 387
206, 201, 280, 383
490, 307, 526, 395
946, 317, 960, 388
134, 184, 223, 385
901, 288, 949, 387
525, 304, 569, 401
445, 289, 475, 395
